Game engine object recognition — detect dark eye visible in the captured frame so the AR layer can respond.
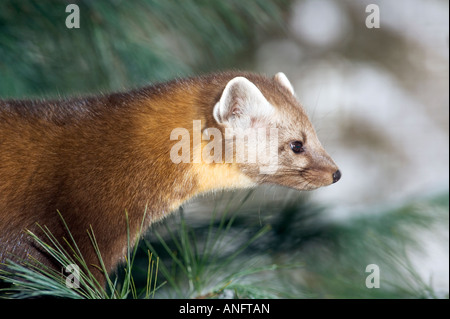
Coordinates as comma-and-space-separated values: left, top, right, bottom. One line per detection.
290, 141, 304, 153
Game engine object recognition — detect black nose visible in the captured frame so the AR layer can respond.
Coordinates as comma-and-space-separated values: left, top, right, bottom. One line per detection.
332, 170, 341, 183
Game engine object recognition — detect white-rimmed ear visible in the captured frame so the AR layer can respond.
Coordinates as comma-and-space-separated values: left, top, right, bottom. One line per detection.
274, 72, 294, 95
213, 77, 274, 129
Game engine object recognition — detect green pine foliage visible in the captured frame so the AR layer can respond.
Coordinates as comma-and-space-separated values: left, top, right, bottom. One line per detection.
142, 191, 449, 299
1, 191, 447, 299
0, 0, 289, 98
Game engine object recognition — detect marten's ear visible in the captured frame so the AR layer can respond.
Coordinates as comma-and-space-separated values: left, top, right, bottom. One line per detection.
213, 77, 274, 129
274, 72, 294, 95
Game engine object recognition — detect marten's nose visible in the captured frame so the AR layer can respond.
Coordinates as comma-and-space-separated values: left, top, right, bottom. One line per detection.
332, 170, 341, 183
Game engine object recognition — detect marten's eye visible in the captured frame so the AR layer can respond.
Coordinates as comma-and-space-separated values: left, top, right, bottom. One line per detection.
290, 141, 304, 153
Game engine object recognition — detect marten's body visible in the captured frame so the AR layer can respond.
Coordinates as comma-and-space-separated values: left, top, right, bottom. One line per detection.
0, 71, 340, 280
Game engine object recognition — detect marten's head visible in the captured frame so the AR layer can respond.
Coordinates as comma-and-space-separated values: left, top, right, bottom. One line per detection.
209, 72, 341, 191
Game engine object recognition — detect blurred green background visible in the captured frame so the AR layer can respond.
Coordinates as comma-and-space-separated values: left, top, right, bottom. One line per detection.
0, 0, 448, 298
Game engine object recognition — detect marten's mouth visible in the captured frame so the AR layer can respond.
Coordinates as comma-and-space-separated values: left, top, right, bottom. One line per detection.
294, 169, 340, 190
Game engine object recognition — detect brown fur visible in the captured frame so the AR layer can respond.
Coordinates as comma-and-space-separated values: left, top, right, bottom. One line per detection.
0, 71, 339, 283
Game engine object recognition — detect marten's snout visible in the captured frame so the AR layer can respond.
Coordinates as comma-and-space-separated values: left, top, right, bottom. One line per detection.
332, 170, 342, 183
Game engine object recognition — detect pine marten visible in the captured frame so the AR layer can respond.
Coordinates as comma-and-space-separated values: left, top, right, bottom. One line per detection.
0, 71, 340, 282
